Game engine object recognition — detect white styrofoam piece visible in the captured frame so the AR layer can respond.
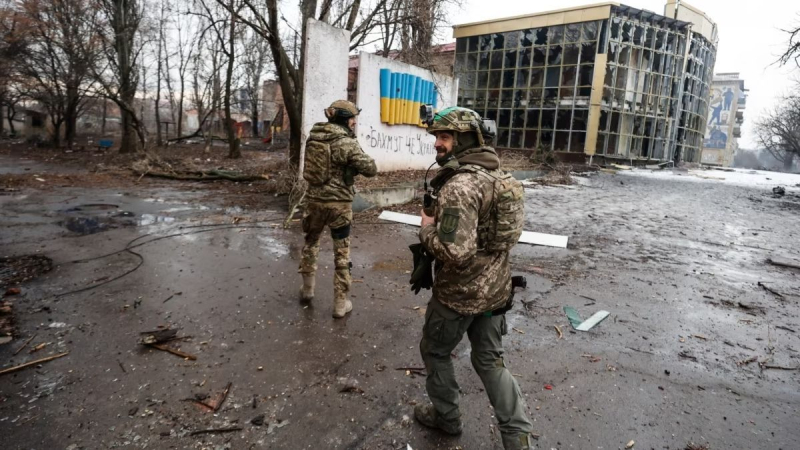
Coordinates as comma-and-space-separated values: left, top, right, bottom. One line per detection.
378, 211, 569, 248
519, 231, 569, 248
575, 310, 610, 331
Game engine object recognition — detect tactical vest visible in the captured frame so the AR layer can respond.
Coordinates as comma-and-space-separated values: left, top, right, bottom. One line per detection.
438, 164, 525, 252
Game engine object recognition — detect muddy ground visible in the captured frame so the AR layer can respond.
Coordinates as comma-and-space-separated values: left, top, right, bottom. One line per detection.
1, 149, 799, 450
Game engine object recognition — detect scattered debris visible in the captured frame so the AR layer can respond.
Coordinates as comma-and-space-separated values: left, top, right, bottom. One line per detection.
162, 292, 182, 303
512, 327, 526, 334
139, 328, 196, 360
737, 356, 758, 366
338, 377, 365, 394
251, 414, 266, 426
757, 282, 784, 299
4, 287, 20, 296
267, 419, 289, 435
188, 426, 243, 436
685, 443, 710, 450
13, 333, 36, 355
544, 384, 553, 390
626, 439, 635, 448
581, 354, 601, 363
692, 334, 708, 341
760, 364, 799, 371
149, 343, 196, 360
679, 351, 698, 362
0, 351, 69, 376
776, 325, 795, 333
29, 342, 50, 353
772, 186, 786, 197
768, 256, 800, 271
554, 325, 563, 339
563, 306, 610, 331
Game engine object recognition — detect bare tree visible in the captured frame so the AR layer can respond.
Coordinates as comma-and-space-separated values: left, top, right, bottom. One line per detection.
229, 0, 391, 166
779, 19, 800, 67
0, 0, 28, 137
19, 0, 101, 147
95, 0, 148, 154
754, 83, 800, 171
240, 27, 270, 137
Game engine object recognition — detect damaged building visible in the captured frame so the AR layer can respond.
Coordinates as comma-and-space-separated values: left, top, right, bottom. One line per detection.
701, 72, 746, 167
452, 1, 718, 164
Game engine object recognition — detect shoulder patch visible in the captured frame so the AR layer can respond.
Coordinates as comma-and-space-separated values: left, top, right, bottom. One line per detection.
438, 207, 460, 243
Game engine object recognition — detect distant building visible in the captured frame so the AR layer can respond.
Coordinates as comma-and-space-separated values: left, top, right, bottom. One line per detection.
700, 72, 746, 167
452, 1, 719, 164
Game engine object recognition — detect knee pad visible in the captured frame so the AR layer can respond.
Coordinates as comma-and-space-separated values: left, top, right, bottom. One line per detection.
331, 224, 351, 240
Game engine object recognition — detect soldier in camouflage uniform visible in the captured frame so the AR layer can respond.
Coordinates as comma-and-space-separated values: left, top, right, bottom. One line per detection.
414, 107, 535, 450
299, 100, 377, 318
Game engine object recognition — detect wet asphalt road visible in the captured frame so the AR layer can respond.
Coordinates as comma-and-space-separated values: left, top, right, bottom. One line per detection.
1, 160, 799, 450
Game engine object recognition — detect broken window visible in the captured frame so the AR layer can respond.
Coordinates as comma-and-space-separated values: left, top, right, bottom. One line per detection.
548, 45, 563, 65
491, 51, 504, 69
581, 42, 597, 63
500, 90, 514, 108
467, 53, 478, 71
518, 48, 531, 67
572, 109, 588, 131
569, 132, 586, 152
489, 71, 501, 88
566, 24, 581, 43
554, 131, 569, 150
480, 35, 492, 52
583, 21, 599, 41
634, 25, 644, 45
504, 49, 517, 68
556, 109, 571, 130
498, 109, 511, 127
492, 33, 505, 50
527, 89, 543, 105
530, 68, 545, 88
521, 29, 535, 47
535, 28, 548, 46
497, 129, 510, 147
505, 31, 520, 49
468, 36, 479, 52
610, 17, 621, 40
509, 130, 524, 148
622, 22, 632, 43
548, 25, 564, 45
532, 47, 546, 67
512, 109, 525, 128
526, 109, 540, 128
479, 51, 490, 70
564, 44, 580, 65
516, 69, 529, 88
477, 71, 489, 89
578, 64, 594, 87
503, 70, 515, 88
456, 39, 467, 54
541, 109, 555, 129
524, 129, 539, 148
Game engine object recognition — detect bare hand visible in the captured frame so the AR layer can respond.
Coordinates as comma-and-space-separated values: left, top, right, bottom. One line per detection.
420, 209, 435, 227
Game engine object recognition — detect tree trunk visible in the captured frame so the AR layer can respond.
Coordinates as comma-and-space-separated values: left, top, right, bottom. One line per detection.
177, 83, 185, 138
119, 108, 141, 153
225, 0, 240, 159
0, 106, 4, 136
101, 99, 107, 135
784, 154, 795, 171
51, 120, 62, 147
251, 102, 259, 137
6, 108, 15, 136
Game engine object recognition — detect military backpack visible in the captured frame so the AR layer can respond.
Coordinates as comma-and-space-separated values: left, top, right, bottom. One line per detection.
461, 165, 525, 252
303, 139, 333, 185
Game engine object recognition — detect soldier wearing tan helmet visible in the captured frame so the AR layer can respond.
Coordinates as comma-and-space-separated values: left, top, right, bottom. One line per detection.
413, 107, 535, 449
299, 100, 377, 318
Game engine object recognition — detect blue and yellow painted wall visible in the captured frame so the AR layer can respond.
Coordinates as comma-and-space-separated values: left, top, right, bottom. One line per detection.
379, 69, 438, 127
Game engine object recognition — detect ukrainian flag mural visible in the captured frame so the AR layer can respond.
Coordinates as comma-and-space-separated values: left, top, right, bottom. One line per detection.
380, 69, 438, 127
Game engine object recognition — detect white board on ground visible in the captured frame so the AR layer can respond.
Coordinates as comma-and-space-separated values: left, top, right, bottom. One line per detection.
378, 211, 569, 248
575, 310, 610, 331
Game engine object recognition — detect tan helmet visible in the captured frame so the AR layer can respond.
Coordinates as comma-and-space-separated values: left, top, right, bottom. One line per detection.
325, 100, 361, 120
426, 107, 483, 136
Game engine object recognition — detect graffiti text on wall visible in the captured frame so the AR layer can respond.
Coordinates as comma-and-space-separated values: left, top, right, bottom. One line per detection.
363, 127, 436, 156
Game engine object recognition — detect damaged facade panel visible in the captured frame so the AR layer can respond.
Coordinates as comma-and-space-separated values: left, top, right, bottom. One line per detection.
452, 1, 718, 164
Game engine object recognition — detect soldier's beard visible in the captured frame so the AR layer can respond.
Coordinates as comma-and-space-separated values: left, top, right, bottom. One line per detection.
435, 147, 453, 166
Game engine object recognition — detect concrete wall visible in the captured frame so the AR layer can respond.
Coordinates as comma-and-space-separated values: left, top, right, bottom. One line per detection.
300, 19, 350, 174
355, 52, 458, 171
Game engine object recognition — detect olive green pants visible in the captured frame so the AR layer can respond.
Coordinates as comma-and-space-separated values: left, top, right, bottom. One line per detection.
419, 297, 533, 435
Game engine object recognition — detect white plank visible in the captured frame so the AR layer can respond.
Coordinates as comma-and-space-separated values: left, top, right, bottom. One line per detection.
575, 310, 610, 331
378, 211, 569, 248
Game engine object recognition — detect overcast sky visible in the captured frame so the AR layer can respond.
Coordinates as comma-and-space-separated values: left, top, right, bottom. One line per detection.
438, 0, 800, 148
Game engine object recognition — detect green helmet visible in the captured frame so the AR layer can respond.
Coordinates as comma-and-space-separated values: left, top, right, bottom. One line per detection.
426, 106, 483, 137
325, 100, 360, 121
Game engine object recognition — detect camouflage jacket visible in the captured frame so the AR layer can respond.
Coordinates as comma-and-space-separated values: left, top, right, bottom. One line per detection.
305, 122, 377, 203
419, 147, 513, 315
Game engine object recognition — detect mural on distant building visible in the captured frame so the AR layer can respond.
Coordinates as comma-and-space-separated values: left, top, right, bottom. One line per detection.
379, 69, 438, 126
704, 87, 730, 149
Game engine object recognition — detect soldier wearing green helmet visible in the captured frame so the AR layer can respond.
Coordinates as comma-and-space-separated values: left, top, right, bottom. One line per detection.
413, 106, 535, 449
298, 100, 377, 318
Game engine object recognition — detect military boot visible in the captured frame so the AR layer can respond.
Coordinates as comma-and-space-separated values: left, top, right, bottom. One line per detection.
300, 273, 315, 302
501, 433, 534, 450
332, 288, 352, 318
413, 403, 462, 435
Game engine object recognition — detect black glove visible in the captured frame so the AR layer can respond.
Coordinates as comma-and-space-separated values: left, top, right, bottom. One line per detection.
343, 166, 358, 186
409, 243, 434, 295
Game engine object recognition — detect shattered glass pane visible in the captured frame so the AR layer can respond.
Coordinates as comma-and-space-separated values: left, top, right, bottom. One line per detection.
556, 109, 571, 130
583, 21, 598, 41
518, 48, 531, 67
479, 51, 490, 70
610, 17, 621, 40
512, 109, 525, 128
579, 64, 593, 86
503, 70, 515, 88
580, 42, 597, 63
634, 25, 644, 45
492, 33, 505, 50
564, 44, 580, 65
622, 22, 632, 42
548, 25, 564, 45
606, 133, 618, 154
527, 88, 543, 105
645, 27, 655, 49
555, 131, 569, 150
489, 71, 502, 88
604, 66, 615, 87
497, 129, 510, 147
521, 29, 535, 47
540, 130, 554, 151
526, 109, 540, 128
548, 45, 563, 65
524, 130, 538, 149
561, 66, 577, 88
599, 110, 609, 131
491, 51, 504, 69
505, 49, 518, 68
530, 68, 544, 87
569, 132, 585, 152
516, 69, 530, 88
541, 109, 555, 129
566, 24, 581, 43
468, 36, 479, 52
480, 35, 492, 52
535, 28, 548, 46
532, 47, 547, 67
509, 130, 524, 148
505, 31, 520, 49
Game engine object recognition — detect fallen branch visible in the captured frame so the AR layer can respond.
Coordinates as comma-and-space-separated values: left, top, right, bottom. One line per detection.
189, 426, 243, 436
0, 352, 69, 376
761, 364, 800, 371
149, 343, 197, 361
554, 325, 563, 339
13, 333, 37, 356
133, 169, 267, 183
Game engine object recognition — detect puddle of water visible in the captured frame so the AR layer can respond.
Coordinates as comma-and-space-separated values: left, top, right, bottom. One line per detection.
138, 214, 176, 226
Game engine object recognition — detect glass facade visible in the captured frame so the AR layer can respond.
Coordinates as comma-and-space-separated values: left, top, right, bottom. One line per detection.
454, 5, 717, 163
455, 22, 601, 152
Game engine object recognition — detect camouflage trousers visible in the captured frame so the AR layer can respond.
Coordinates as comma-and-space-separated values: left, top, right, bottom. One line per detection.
420, 297, 533, 435
299, 202, 352, 295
